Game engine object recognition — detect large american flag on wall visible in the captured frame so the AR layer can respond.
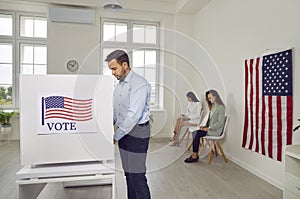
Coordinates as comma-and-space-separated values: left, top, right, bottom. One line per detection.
242, 49, 293, 161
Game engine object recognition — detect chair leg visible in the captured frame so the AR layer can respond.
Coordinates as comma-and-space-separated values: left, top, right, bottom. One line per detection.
185, 130, 190, 147
179, 129, 188, 144
216, 141, 227, 163
187, 143, 192, 151
207, 141, 214, 165
198, 137, 204, 154
202, 138, 208, 147
214, 142, 218, 157
200, 137, 204, 147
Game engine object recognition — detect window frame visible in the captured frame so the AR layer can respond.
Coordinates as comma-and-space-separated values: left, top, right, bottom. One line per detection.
0, 41, 15, 108
0, 11, 15, 38
0, 11, 15, 108
101, 18, 160, 108
0, 11, 47, 109
18, 41, 47, 74
17, 12, 48, 40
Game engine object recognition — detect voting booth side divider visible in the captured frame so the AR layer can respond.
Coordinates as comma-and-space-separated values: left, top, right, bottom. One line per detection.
16, 75, 116, 199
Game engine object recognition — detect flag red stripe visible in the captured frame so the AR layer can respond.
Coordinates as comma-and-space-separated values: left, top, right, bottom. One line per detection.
64, 107, 92, 112
255, 58, 260, 152
45, 115, 93, 121
65, 98, 92, 105
249, 59, 254, 150
276, 96, 282, 161
46, 109, 92, 115
286, 96, 293, 145
45, 112, 92, 119
268, 96, 273, 159
242, 60, 249, 147
261, 96, 266, 155
64, 103, 92, 109
64, 97, 92, 102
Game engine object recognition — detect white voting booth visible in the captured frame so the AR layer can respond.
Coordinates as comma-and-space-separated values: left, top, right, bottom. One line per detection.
16, 75, 115, 199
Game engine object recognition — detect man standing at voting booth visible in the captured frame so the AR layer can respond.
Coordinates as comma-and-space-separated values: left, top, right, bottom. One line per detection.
106, 50, 151, 199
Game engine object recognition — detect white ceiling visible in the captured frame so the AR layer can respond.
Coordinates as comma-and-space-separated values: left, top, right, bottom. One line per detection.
122, 0, 211, 14
144, 0, 178, 2
6, 0, 210, 14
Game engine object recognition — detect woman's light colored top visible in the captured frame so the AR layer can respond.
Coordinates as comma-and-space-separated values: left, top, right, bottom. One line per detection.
185, 102, 202, 124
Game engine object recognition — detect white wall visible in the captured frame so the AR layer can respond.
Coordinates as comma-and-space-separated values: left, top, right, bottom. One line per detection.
174, 14, 205, 113
192, 0, 300, 189
47, 9, 100, 74
47, 7, 180, 138
156, 13, 211, 139
0, 0, 182, 139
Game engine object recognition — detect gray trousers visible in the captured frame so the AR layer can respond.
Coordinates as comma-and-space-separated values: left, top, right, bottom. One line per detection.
118, 123, 151, 199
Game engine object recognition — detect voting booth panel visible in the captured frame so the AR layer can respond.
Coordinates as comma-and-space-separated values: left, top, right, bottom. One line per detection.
20, 75, 114, 165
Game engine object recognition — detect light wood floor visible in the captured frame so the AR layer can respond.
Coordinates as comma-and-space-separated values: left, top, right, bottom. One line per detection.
0, 139, 282, 199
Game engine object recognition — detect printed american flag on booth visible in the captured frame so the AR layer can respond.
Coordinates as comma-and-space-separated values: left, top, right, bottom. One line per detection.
242, 49, 293, 161
41, 96, 93, 125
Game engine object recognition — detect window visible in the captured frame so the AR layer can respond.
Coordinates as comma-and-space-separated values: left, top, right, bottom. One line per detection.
0, 43, 13, 105
103, 22, 127, 42
0, 12, 47, 108
0, 14, 13, 36
0, 12, 14, 107
133, 24, 157, 44
132, 50, 157, 103
20, 44, 47, 74
101, 19, 159, 107
20, 16, 47, 38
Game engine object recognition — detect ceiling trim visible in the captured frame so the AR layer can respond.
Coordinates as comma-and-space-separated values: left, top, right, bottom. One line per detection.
176, 0, 211, 14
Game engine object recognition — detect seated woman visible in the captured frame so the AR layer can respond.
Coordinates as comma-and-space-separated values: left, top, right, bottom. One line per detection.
170, 91, 202, 146
184, 89, 225, 163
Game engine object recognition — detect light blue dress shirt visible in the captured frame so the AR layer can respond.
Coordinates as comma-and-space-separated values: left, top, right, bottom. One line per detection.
113, 70, 151, 140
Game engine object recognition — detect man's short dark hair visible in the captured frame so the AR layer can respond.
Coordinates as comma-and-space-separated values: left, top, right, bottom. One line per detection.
105, 50, 130, 67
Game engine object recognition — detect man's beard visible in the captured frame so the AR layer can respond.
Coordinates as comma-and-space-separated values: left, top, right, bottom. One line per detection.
118, 69, 127, 81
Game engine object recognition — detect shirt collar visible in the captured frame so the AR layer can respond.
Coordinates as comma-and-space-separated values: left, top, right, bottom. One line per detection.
120, 70, 134, 83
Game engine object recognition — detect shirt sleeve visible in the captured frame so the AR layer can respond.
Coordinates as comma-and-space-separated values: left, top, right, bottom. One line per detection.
114, 127, 126, 140
187, 102, 202, 120
114, 82, 150, 140
184, 103, 190, 116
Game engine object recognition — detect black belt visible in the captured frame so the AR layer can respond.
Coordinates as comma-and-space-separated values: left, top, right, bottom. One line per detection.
138, 121, 149, 127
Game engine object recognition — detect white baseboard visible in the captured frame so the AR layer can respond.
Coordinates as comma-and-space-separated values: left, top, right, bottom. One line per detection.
226, 153, 283, 190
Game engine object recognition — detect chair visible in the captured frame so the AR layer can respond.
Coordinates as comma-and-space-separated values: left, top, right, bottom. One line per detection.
179, 126, 194, 148
202, 115, 230, 165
